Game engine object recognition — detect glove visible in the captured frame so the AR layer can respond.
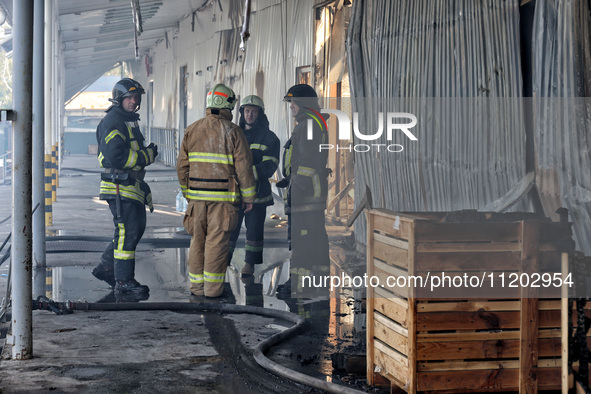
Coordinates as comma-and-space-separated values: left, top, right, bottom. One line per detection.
148, 143, 158, 159
144, 143, 158, 165
276, 176, 290, 188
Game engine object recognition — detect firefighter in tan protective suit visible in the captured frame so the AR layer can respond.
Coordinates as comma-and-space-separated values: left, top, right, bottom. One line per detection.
177, 84, 256, 298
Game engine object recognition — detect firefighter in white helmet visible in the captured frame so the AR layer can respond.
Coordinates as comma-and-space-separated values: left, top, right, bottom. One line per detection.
177, 83, 256, 298
227, 95, 280, 277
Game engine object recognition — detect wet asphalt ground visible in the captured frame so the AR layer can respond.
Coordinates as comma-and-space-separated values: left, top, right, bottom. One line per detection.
0, 154, 379, 393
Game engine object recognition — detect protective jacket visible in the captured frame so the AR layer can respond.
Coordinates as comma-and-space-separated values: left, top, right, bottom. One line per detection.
96, 106, 154, 211
177, 108, 256, 204
239, 113, 280, 206
285, 108, 329, 212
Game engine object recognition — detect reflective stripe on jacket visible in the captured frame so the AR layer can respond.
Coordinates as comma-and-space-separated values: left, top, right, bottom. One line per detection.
176, 108, 256, 204
96, 106, 153, 211
287, 108, 329, 212
241, 116, 280, 206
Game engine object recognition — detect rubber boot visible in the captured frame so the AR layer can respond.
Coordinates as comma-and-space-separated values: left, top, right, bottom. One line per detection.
114, 279, 150, 295
92, 266, 116, 288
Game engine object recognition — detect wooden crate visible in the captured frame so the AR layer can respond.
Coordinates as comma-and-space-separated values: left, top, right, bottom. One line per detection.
366, 209, 579, 393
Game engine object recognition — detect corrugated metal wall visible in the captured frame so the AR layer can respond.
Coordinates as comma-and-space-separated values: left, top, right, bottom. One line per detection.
347, 0, 529, 245
532, 0, 591, 255
136, 0, 314, 146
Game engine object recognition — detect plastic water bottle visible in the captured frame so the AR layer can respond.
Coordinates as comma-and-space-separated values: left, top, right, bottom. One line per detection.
176, 190, 185, 212
182, 194, 188, 212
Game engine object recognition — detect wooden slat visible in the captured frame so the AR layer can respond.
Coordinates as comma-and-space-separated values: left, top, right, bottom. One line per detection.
519, 221, 539, 394
414, 251, 520, 271
417, 328, 563, 342
366, 211, 376, 386
416, 310, 570, 331
417, 338, 561, 361
418, 300, 521, 313
374, 260, 409, 299
417, 299, 562, 313
373, 239, 408, 269
418, 358, 562, 372
374, 287, 409, 327
414, 221, 521, 243
562, 252, 570, 394
407, 222, 417, 393
374, 313, 408, 355
374, 258, 407, 277
373, 213, 411, 240
374, 232, 409, 250
369, 209, 438, 222
417, 368, 519, 391
419, 359, 521, 372
417, 242, 521, 253
374, 340, 409, 389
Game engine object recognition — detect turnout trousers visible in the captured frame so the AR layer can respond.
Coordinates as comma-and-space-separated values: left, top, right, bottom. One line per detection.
227, 204, 267, 266
184, 200, 239, 297
290, 210, 329, 297
99, 199, 146, 281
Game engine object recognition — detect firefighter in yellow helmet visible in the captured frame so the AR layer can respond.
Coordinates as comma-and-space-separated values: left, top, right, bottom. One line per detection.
177, 84, 256, 298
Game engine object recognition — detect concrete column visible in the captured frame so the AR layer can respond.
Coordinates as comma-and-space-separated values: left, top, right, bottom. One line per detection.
11, 0, 34, 360
32, 0, 46, 298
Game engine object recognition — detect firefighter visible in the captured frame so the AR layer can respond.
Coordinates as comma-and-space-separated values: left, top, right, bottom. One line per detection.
92, 78, 157, 296
227, 95, 280, 277
177, 84, 256, 298
276, 84, 330, 297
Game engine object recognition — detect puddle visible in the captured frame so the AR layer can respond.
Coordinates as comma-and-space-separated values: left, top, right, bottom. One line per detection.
35, 231, 367, 388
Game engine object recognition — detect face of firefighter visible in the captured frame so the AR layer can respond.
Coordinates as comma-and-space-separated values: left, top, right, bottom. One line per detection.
243, 106, 260, 129
121, 94, 140, 113
289, 101, 300, 118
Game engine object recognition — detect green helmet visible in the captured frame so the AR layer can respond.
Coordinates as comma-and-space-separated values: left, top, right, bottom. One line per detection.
240, 95, 265, 112
206, 84, 237, 110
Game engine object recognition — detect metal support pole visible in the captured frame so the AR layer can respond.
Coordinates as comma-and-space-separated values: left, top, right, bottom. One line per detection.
44, 0, 53, 226
11, 0, 34, 360
32, 0, 46, 298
